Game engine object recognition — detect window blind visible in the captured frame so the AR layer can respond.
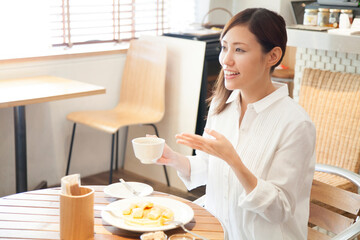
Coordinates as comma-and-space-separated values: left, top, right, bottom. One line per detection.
51, 0, 169, 47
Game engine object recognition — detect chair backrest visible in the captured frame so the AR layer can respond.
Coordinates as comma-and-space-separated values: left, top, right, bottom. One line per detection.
116, 39, 167, 120
299, 68, 360, 182
308, 164, 360, 240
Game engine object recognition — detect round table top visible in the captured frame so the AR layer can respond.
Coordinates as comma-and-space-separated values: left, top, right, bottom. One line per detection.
0, 185, 224, 239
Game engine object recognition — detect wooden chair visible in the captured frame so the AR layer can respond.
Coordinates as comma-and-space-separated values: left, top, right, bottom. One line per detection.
65, 39, 170, 185
299, 68, 360, 192
193, 164, 360, 239
309, 164, 360, 240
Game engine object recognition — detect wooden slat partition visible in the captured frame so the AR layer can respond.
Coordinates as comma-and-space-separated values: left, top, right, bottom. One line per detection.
309, 202, 353, 234
308, 178, 360, 239
308, 227, 332, 240
311, 180, 360, 215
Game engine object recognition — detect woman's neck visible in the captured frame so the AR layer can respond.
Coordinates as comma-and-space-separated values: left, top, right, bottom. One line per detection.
239, 79, 276, 106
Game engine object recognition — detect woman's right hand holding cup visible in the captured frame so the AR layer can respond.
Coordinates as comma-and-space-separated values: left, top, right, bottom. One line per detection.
146, 134, 191, 178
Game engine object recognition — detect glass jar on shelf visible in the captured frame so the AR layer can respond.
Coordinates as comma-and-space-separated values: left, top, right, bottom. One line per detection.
303, 9, 318, 26
317, 8, 330, 27
339, 9, 353, 28
329, 9, 340, 28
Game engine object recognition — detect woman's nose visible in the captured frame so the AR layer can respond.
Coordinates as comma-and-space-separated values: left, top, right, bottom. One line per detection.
220, 51, 234, 67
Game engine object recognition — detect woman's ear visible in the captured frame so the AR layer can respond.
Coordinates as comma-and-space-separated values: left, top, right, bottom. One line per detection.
267, 47, 282, 68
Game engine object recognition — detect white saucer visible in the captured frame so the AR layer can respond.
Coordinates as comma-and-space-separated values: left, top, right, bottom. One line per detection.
104, 182, 153, 198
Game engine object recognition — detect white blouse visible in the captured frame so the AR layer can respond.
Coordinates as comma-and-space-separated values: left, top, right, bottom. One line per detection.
178, 83, 316, 240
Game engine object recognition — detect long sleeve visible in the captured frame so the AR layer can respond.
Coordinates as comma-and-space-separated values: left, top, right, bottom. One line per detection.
237, 120, 316, 223
177, 154, 209, 190
176, 85, 317, 239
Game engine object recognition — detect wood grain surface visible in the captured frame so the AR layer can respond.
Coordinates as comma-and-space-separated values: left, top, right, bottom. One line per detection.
0, 75, 105, 108
0, 186, 224, 239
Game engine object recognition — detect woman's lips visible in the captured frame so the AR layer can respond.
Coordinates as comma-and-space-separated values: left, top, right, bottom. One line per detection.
224, 70, 240, 79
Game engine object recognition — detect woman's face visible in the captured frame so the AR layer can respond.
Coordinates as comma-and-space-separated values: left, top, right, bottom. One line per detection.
219, 25, 270, 91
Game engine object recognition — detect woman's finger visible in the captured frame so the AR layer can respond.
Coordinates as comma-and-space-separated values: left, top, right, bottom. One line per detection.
176, 132, 206, 141
155, 157, 170, 165
177, 138, 216, 157
176, 139, 204, 150
176, 133, 212, 146
177, 136, 212, 151
204, 128, 223, 140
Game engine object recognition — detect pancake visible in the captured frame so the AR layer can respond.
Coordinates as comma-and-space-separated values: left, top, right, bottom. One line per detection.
122, 201, 174, 227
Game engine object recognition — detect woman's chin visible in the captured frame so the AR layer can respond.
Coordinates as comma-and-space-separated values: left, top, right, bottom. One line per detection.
224, 81, 237, 91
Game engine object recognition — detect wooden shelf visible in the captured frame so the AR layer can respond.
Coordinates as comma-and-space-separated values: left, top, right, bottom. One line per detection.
287, 28, 360, 54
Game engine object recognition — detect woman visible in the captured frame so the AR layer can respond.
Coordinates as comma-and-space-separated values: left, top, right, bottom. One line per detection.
156, 8, 316, 239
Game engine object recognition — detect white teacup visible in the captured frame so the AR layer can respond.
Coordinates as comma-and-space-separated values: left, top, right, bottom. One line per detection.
132, 137, 165, 164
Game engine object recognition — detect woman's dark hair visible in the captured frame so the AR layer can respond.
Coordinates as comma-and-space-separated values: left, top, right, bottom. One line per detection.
209, 8, 287, 114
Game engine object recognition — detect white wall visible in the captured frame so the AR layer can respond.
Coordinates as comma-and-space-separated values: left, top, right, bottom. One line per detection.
206, 0, 233, 26
124, 36, 205, 191
0, 36, 206, 196
0, 0, 209, 197
0, 0, 298, 197
0, 54, 126, 196
230, 0, 295, 25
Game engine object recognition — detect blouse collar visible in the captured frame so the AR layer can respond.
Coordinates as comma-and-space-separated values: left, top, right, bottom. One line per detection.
225, 82, 289, 113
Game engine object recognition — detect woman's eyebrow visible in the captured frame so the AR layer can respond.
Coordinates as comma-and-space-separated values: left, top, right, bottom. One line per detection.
232, 41, 247, 46
221, 39, 247, 45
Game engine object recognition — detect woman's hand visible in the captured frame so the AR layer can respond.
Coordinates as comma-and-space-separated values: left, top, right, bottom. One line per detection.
156, 142, 178, 166
176, 129, 257, 193
175, 128, 239, 166
146, 134, 190, 177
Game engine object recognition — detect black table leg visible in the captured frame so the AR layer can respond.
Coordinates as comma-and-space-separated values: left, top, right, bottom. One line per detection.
13, 106, 27, 193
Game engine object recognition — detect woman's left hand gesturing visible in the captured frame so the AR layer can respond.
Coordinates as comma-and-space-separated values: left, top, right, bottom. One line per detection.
175, 128, 239, 166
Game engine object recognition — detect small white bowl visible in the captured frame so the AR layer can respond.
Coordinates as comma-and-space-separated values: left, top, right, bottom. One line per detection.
168, 234, 194, 240
140, 231, 167, 240
132, 137, 165, 164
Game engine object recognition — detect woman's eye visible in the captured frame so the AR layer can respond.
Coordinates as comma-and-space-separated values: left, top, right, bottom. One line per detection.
221, 46, 227, 51
235, 48, 244, 52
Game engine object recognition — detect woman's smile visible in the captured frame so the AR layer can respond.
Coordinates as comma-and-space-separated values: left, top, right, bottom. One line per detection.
224, 69, 240, 80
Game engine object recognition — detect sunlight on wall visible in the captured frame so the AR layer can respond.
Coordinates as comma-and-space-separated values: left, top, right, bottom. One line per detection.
0, 0, 52, 58
168, 0, 197, 30
0, 0, 201, 59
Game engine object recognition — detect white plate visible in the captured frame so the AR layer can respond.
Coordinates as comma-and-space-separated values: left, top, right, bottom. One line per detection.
101, 196, 194, 232
104, 182, 153, 198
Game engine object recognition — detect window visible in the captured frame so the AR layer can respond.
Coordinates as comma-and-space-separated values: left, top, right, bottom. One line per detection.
0, 0, 198, 60
51, 0, 169, 47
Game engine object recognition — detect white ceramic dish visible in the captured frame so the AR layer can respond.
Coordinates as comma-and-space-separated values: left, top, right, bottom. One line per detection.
132, 137, 165, 164
101, 196, 194, 232
104, 182, 153, 198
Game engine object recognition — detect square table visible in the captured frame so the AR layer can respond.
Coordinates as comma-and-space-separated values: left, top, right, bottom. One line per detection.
0, 75, 106, 193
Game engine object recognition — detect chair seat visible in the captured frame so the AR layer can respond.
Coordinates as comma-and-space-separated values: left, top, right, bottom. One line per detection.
314, 172, 357, 192
67, 105, 164, 134
65, 39, 169, 186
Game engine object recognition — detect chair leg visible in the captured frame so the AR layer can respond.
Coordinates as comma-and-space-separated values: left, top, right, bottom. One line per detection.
120, 126, 128, 169
109, 134, 115, 184
146, 124, 170, 187
162, 164, 170, 187
148, 123, 159, 137
65, 123, 77, 176
115, 130, 119, 170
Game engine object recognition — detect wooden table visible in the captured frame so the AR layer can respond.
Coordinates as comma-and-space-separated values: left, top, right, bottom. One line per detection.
0, 76, 106, 193
0, 186, 225, 239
